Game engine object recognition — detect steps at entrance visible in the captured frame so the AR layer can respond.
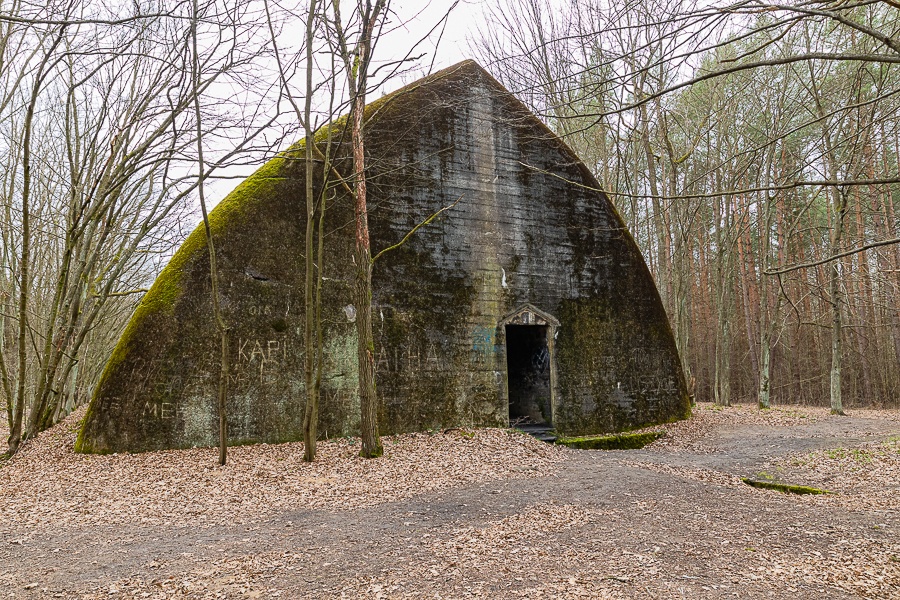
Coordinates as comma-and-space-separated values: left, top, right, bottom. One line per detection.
515, 424, 557, 443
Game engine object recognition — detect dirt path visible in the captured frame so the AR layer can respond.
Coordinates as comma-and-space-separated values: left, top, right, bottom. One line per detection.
1, 405, 899, 599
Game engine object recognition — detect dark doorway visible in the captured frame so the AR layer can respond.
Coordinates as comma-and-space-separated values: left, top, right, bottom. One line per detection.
506, 324, 552, 426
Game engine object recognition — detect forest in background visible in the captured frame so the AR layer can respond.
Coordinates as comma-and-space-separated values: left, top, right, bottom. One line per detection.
2, 0, 899, 457
475, 0, 900, 410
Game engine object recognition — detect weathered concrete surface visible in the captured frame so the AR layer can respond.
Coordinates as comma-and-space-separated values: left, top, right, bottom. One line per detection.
76, 60, 689, 453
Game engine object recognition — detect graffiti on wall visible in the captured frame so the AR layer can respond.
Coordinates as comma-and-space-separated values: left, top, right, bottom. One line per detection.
470, 325, 495, 364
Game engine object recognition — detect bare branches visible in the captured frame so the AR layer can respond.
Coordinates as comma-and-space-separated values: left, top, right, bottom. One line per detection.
0, 0, 287, 456
766, 236, 900, 274
725, 1, 900, 56
478, 0, 900, 408
371, 195, 463, 264
0, 6, 191, 27
573, 53, 900, 121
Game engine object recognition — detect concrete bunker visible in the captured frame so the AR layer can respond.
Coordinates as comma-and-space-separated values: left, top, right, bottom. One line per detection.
75, 60, 691, 454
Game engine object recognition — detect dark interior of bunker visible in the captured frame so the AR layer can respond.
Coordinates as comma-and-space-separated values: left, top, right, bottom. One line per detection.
506, 325, 552, 426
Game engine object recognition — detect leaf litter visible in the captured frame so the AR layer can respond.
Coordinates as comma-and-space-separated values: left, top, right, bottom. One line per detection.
0, 407, 565, 529
1, 402, 899, 599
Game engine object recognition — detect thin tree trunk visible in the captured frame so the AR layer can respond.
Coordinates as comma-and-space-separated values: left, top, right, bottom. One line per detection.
736, 201, 760, 384
853, 186, 874, 403
758, 143, 780, 409
192, 0, 230, 463
758, 198, 783, 410
808, 63, 848, 415
714, 185, 733, 407
8, 28, 66, 455
758, 199, 772, 409
660, 112, 692, 391
636, 87, 668, 306
890, 130, 900, 374
302, 0, 320, 462
828, 188, 849, 415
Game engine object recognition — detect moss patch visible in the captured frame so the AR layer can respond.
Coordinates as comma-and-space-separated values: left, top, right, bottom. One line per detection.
92, 149, 292, 376
556, 430, 664, 450
741, 478, 829, 495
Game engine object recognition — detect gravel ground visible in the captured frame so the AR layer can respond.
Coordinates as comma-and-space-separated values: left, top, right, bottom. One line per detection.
1, 402, 899, 599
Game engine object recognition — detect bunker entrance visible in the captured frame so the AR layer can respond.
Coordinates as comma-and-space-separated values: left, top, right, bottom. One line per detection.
506, 324, 552, 426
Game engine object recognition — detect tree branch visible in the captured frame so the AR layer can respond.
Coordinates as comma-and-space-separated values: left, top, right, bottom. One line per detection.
766, 237, 900, 275
371, 195, 463, 264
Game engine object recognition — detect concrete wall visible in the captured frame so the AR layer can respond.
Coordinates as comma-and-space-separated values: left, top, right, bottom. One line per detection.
76, 61, 689, 454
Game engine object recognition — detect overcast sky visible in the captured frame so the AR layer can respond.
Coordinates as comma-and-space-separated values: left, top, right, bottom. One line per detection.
204, 1, 493, 205
371, 0, 489, 92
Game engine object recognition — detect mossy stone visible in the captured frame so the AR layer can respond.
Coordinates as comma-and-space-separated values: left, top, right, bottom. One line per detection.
741, 478, 829, 495
556, 431, 665, 450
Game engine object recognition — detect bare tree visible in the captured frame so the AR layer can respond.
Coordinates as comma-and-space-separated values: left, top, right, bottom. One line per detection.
1, 0, 284, 457
326, 0, 389, 459
264, 0, 337, 462
191, 0, 230, 465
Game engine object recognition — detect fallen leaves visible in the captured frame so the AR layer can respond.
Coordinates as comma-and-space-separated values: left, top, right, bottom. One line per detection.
769, 436, 900, 512
633, 401, 899, 453
0, 408, 566, 529
2, 402, 899, 599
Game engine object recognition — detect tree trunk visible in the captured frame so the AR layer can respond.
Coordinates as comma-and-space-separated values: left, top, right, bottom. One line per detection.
8, 28, 65, 455
714, 186, 733, 407
758, 144, 779, 410
351, 91, 382, 458
736, 202, 760, 385
192, 0, 230, 463
302, 0, 320, 462
758, 196, 773, 410
637, 89, 669, 307
828, 188, 849, 415
329, 0, 387, 458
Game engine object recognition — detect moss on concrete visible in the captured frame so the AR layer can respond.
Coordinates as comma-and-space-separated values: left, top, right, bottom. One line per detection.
553, 296, 689, 437
99, 149, 292, 361
741, 478, 829, 495
556, 430, 665, 450
74, 148, 294, 454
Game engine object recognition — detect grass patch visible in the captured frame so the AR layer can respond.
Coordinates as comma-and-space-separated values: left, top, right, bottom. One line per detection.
823, 446, 876, 463
754, 470, 779, 481
556, 430, 664, 450
741, 478, 829, 495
